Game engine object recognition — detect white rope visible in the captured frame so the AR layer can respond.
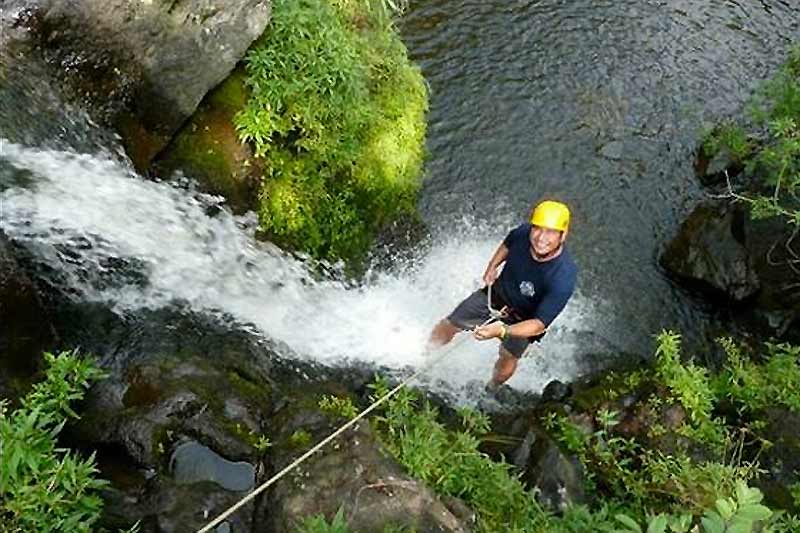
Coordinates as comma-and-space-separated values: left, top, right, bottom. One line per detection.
196, 316, 496, 533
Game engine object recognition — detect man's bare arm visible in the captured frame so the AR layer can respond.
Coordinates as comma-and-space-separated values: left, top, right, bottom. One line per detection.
483, 242, 509, 285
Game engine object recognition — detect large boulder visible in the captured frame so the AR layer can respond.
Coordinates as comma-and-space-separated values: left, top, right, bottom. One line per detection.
661, 201, 799, 338
55, 305, 276, 531
0, 231, 56, 401
511, 424, 586, 513
151, 67, 262, 214
660, 202, 760, 301
261, 397, 473, 532
6, 0, 270, 170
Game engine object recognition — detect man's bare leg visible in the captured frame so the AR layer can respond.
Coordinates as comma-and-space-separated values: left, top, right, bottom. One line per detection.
427, 319, 461, 350
488, 346, 518, 388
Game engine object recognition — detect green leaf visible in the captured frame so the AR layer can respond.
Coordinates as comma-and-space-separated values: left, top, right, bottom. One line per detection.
647, 514, 668, 533
615, 513, 643, 532
716, 498, 735, 520
736, 504, 772, 522
735, 482, 764, 505
667, 513, 693, 532
701, 512, 725, 533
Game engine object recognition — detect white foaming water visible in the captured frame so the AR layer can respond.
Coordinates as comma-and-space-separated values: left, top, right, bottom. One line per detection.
1, 141, 596, 401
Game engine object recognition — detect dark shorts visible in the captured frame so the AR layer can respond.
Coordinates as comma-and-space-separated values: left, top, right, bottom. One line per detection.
446, 288, 544, 358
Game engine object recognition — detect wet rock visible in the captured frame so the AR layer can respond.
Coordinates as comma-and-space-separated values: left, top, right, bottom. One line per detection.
741, 215, 800, 341
260, 401, 473, 532
542, 379, 571, 403
151, 67, 262, 214
52, 305, 276, 530
512, 424, 586, 513
663, 201, 799, 339
101, 479, 255, 533
0, 231, 56, 401
694, 146, 744, 187
12, 0, 270, 170
753, 408, 800, 513
660, 202, 760, 301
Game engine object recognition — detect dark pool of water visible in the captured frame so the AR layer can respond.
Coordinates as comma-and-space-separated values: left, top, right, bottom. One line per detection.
402, 0, 799, 355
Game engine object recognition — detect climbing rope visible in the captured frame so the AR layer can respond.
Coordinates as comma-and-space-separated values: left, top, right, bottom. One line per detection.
196, 314, 499, 533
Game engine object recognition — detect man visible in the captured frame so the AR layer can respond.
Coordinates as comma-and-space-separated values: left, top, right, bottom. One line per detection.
428, 200, 578, 390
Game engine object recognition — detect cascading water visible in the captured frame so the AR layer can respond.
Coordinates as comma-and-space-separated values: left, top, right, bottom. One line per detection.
0, 140, 597, 398
2, 0, 798, 402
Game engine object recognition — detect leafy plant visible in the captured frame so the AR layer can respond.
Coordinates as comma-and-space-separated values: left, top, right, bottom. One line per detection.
655, 331, 725, 448
717, 338, 800, 413
318, 394, 358, 419
298, 507, 352, 533
290, 428, 313, 448
0, 351, 126, 532
368, 377, 551, 532
235, 0, 427, 262
703, 46, 800, 227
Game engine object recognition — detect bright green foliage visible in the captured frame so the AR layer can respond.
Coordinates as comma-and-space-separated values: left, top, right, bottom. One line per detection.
0, 351, 110, 532
615, 482, 785, 533
717, 338, 800, 413
236, 0, 427, 262
289, 428, 313, 448
790, 482, 800, 509
655, 331, 725, 447
703, 46, 800, 225
368, 377, 552, 532
318, 394, 358, 419
298, 508, 352, 533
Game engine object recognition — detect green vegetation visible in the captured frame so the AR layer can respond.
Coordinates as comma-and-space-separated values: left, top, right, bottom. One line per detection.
318, 394, 359, 419
299, 507, 417, 532
716, 338, 800, 413
703, 46, 799, 225
368, 377, 553, 532
314, 332, 799, 533
0, 351, 134, 532
289, 428, 313, 448
236, 0, 427, 262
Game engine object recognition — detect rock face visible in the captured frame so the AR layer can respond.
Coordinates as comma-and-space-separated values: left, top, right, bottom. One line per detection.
8, 0, 270, 169
660, 202, 760, 301
661, 201, 799, 339
263, 402, 473, 533
0, 231, 56, 401
512, 425, 586, 513
151, 67, 262, 214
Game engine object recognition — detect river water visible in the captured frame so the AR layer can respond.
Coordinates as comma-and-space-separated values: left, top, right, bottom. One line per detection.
1, 1, 798, 400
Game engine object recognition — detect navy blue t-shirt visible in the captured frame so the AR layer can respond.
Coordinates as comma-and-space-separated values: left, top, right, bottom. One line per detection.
496, 223, 577, 326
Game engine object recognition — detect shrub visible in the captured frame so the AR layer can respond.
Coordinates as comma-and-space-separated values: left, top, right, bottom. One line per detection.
368, 377, 552, 532
0, 351, 116, 532
703, 46, 800, 226
236, 0, 427, 262
717, 338, 800, 413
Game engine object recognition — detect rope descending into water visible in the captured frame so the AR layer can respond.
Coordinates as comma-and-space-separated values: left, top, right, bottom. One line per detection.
196, 315, 499, 533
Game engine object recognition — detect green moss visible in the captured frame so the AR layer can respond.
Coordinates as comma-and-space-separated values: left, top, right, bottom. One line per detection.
155, 66, 259, 212
236, 0, 428, 263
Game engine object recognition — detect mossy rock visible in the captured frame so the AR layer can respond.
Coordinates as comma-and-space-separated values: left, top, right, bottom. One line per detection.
152, 67, 262, 214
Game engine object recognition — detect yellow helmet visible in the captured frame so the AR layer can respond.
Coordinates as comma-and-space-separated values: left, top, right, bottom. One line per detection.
530, 200, 570, 232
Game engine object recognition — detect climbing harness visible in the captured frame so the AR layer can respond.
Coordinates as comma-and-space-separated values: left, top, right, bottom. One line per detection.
196, 312, 500, 533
